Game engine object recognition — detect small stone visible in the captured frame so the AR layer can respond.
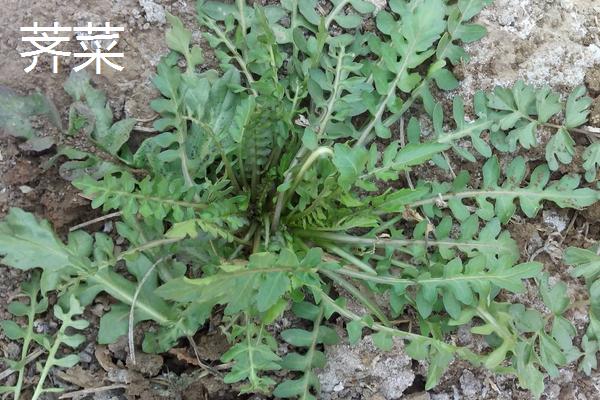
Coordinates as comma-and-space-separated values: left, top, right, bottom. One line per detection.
585, 67, 600, 97
6, 342, 20, 359
102, 221, 113, 233
318, 335, 414, 400
333, 382, 344, 392
591, 96, 600, 127
365, 0, 387, 12
34, 320, 51, 334
126, 352, 164, 377
542, 210, 568, 233
139, 0, 166, 24
78, 342, 95, 363
78, 350, 93, 363
544, 383, 561, 399
460, 370, 482, 399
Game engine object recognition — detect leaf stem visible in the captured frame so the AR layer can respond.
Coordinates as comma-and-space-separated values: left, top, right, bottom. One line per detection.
324, 0, 350, 29
436, 119, 493, 144
333, 267, 413, 286
128, 257, 165, 365
175, 116, 194, 188
355, 39, 418, 148
160, 81, 193, 187
299, 305, 324, 399
369, 253, 419, 271
406, 187, 597, 210
184, 115, 241, 191
31, 328, 65, 400
12, 285, 40, 400
317, 48, 346, 139
291, 147, 334, 193
325, 244, 377, 274
355, 71, 403, 148
110, 237, 182, 264
79, 181, 209, 211
271, 49, 346, 232
295, 229, 511, 253
321, 269, 391, 325
271, 147, 333, 232
317, 289, 479, 364
201, 17, 257, 96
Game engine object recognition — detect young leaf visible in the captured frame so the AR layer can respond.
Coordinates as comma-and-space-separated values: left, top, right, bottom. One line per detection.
0, 86, 60, 150
539, 274, 569, 315
566, 247, 600, 282
545, 128, 575, 171
0, 208, 75, 272
275, 303, 335, 400
332, 144, 369, 191
221, 321, 281, 394
157, 250, 312, 315
417, 156, 599, 223
30, 296, 89, 400
64, 71, 135, 156
165, 12, 203, 71
583, 142, 600, 182
0, 272, 48, 399
565, 86, 592, 128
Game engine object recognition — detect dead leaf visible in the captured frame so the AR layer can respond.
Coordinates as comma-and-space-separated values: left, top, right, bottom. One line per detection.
126, 352, 164, 377
95, 345, 116, 372
95, 344, 144, 384
181, 380, 209, 400
168, 347, 200, 366
55, 366, 102, 388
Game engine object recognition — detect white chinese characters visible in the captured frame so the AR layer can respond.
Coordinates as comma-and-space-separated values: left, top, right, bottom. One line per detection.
20, 22, 71, 74
20, 22, 124, 74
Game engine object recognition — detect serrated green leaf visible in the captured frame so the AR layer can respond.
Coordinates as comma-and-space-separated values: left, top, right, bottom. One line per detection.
0, 86, 61, 140
0, 208, 74, 272
257, 272, 290, 312
545, 127, 575, 171
580, 336, 599, 374
0, 320, 25, 340
221, 322, 281, 393
539, 274, 569, 315
583, 142, 600, 182
510, 304, 544, 333
566, 247, 600, 282
565, 86, 592, 128
371, 331, 393, 351
425, 345, 453, 390
165, 12, 204, 71
347, 320, 363, 345
333, 143, 369, 190
432, 68, 459, 90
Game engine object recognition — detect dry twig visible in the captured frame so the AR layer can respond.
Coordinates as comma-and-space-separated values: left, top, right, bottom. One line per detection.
58, 384, 127, 399
69, 211, 123, 232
